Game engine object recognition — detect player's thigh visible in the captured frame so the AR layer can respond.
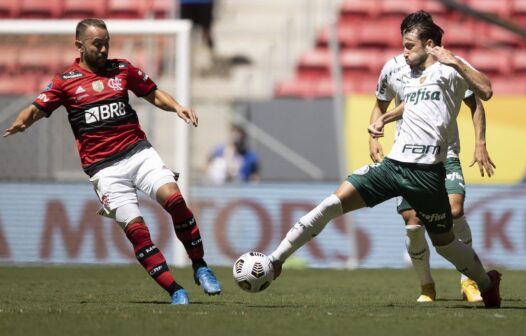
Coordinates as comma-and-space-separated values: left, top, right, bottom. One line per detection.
334, 181, 366, 213
89, 164, 138, 213
401, 166, 452, 235
445, 157, 466, 195
445, 157, 466, 218
346, 161, 399, 212
132, 148, 178, 201
395, 196, 422, 224
399, 206, 421, 225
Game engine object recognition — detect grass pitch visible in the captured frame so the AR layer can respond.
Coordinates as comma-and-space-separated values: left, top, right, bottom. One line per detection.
0, 266, 524, 336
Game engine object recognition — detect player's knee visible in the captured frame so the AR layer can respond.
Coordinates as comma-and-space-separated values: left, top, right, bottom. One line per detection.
401, 210, 420, 225
428, 230, 455, 247
450, 203, 464, 219
114, 203, 143, 228
127, 216, 145, 225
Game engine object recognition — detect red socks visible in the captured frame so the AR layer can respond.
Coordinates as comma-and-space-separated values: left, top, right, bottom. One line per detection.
163, 192, 204, 261
125, 222, 179, 295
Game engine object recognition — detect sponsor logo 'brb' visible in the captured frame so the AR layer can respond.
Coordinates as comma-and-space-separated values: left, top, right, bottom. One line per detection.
85, 102, 126, 123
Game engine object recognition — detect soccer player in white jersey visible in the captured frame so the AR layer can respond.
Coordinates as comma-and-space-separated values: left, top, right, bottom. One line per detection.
268, 13, 502, 308
368, 11, 496, 303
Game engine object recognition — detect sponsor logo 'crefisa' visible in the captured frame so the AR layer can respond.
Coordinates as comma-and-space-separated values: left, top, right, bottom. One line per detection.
404, 88, 441, 105
417, 211, 447, 223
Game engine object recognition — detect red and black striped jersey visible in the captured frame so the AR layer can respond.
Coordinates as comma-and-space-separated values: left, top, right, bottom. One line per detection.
33, 58, 157, 176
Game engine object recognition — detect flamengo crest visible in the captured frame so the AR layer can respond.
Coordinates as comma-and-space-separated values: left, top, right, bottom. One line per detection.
108, 77, 123, 91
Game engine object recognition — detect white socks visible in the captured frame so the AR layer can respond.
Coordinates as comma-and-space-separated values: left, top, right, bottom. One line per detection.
435, 239, 491, 292
405, 225, 434, 286
453, 215, 473, 281
270, 194, 343, 263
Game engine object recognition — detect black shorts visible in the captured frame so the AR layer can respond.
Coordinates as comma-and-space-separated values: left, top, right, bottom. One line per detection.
180, 3, 214, 29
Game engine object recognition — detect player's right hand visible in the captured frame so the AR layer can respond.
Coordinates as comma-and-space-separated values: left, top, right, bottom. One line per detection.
369, 137, 384, 163
3, 122, 27, 137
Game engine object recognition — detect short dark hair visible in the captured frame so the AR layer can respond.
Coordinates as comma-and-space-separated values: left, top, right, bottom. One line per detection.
76, 18, 107, 39
401, 11, 444, 46
400, 10, 433, 34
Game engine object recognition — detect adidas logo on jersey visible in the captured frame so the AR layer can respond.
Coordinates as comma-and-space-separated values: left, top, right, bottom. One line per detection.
75, 86, 86, 94
85, 101, 126, 124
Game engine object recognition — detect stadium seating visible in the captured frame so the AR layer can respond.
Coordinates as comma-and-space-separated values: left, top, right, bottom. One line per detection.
491, 76, 526, 94
316, 24, 359, 49
18, 47, 62, 75
0, 0, 19, 18
18, 0, 63, 18
511, 0, 526, 25
0, 74, 38, 95
315, 77, 355, 97
339, 0, 378, 24
421, 0, 448, 18
357, 21, 400, 48
297, 49, 332, 80
469, 49, 513, 77
512, 52, 526, 74
468, 0, 511, 18
487, 25, 524, 48
377, 0, 419, 20
62, 0, 107, 19
107, 0, 148, 18
153, 0, 176, 19
274, 78, 317, 98
276, 0, 526, 96
0, 46, 18, 75
439, 19, 476, 50
340, 49, 380, 80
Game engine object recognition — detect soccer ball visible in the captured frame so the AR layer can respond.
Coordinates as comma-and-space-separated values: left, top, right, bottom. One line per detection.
232, 252, 274, 293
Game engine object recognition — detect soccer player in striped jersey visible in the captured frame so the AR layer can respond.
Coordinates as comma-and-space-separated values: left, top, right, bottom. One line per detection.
368, 11, 495, 303
3, 18, 221, 305
269, 14, 501, 308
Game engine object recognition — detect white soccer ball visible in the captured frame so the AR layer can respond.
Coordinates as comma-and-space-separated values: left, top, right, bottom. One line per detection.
232, 252, 274, 293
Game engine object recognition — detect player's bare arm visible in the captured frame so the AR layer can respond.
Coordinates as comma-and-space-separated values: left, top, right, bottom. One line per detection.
426, 46, 493, 101
463, 95, 496, 177
368, 102, 405, 139
368, 100, 391, 162
143, 89, 198, 127
3, 104, 46, 137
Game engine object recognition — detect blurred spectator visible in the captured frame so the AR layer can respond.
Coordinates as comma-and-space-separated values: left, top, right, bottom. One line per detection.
179, 0, 215, 52
206, 124, 260, 184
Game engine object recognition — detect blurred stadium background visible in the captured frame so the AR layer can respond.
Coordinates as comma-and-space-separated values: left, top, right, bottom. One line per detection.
0, 0, 525, 271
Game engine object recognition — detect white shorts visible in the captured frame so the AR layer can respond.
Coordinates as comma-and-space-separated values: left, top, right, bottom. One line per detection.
89, 147, 176, 216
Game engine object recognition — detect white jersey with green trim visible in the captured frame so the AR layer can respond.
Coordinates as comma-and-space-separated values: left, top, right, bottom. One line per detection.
375, 54, 473, 159
386, 60, 471, 164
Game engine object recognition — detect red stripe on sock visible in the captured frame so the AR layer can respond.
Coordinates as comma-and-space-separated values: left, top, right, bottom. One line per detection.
125, 222, 176, 294
164, 193, 204, 260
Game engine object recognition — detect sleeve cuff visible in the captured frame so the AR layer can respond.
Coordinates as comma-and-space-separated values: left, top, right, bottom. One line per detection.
32, 102, 52, 117
138, 85, 157, 98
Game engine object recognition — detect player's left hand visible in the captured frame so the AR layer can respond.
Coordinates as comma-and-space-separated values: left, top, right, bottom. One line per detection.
176, 106, 198, 127
469, 143, 496, 177
368, 119, 385, 138
426, 46, 458, 67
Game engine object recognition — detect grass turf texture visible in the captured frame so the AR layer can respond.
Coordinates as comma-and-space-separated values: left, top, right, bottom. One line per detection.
0, 266, 524, 336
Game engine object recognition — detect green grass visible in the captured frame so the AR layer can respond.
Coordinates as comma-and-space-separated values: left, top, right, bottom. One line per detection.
0, 266, 524, 336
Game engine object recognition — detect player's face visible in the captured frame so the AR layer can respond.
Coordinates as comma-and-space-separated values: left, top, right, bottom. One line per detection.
402, 30, 428, 69
78, 26, 110, 70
